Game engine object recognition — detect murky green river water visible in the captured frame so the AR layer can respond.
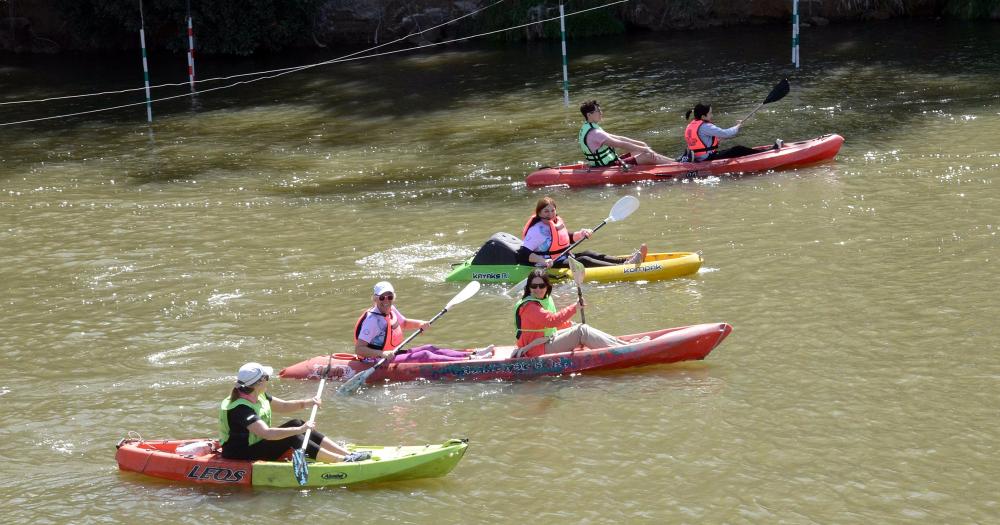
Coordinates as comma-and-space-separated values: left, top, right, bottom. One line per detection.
2, 18, 998, 524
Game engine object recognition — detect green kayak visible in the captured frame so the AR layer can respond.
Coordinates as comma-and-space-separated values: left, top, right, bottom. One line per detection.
116, 436, 469, 488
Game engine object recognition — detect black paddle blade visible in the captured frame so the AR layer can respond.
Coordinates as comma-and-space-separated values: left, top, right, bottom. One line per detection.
763, 78, 790, 105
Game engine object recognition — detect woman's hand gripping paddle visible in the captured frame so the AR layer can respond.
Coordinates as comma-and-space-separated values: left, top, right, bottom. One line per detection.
506, 195, 640, 296
337, 281, 482, 395
741, 78, 790, 124
568, 255, 586, 324
293, 353, 334, 485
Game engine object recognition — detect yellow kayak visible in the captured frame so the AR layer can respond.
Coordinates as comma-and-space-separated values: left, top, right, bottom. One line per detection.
447, 251, 702, 284
550, 251, 703, 283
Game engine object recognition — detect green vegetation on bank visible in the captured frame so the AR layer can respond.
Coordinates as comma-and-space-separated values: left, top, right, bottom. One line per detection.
944, 0, 1000, 17
465, 0, 625, 41
52, 0, 322, 55
25, 0, 1000, 55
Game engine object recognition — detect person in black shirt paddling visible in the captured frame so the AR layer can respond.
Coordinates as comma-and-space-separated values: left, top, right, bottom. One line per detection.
219, 362, 369, 462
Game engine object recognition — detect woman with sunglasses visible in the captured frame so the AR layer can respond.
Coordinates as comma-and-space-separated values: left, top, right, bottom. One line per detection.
354, 281, 492, 362
220, 362, 369, 462
512, 270, 631, 358
519, 196, 646, 269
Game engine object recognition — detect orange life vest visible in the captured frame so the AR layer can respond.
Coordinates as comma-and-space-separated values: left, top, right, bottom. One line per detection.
522, 214, 572, 257
514, 295, 558, 353
684, 119, 719, 157
353, 307, 404, 351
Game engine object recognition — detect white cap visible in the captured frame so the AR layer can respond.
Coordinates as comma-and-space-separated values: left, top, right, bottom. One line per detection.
373, 281, 395, 296
236, 362, 273, 386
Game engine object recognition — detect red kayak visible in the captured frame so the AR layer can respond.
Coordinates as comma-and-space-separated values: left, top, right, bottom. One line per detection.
279, 323, 732, 384
525, 134, 843, 187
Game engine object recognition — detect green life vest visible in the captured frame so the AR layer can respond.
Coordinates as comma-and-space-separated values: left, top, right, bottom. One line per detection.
578, 122, 619, 167
514, 295, 558, 340
219, 393, 272, 447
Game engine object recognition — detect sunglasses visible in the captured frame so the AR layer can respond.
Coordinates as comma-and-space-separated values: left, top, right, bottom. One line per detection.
529, 283, 547, 289
378, 294, 394, 301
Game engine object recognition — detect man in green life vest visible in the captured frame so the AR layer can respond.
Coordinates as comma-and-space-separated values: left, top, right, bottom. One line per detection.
579, 100, 671, 167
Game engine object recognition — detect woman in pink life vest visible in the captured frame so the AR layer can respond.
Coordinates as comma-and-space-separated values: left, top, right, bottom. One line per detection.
354, 281, 493, 362
517, 196, 646, 269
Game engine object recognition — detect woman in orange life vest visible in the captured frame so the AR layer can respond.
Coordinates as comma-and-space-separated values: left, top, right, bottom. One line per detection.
511, 270, 647, 358
683, 103, 763, 162
354, 281, 493, 362
517, 196, 646, 269
219, 362, 370, 462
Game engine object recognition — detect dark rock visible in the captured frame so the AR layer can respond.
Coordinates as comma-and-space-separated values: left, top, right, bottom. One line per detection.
312, 0, 485, 46
397, 7, 450, 44
0, 16, 59, 53
313, 0, 385, 45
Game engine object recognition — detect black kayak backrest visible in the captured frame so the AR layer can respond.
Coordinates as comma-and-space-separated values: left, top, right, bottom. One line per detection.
470, 232, 522, 265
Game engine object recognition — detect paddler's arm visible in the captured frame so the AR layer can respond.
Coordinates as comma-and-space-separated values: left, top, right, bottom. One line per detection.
511, 335, 550, 358
247, 418, 313, 441
355, 337, 389, 359
519, 232, 554, 268
540, 302, 578, 326
516, 246, 553, 268
702, 121, 741, 139
402, 318, 430, 331
270, 395, 320, 413
603, 133, 653, 153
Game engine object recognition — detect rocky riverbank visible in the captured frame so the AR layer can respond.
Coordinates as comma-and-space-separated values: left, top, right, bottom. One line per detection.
2, 0, 998, 55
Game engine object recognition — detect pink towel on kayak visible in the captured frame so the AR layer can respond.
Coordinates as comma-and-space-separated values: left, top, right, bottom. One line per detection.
393, 344, 469, 363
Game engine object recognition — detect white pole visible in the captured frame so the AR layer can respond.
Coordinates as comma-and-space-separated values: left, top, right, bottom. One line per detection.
186, 1, 196, 93
792, 0, 800, 68
559, 2, 569, 106
139, 0, 153, 122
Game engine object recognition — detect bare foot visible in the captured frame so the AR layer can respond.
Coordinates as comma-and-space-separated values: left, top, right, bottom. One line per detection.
626, 243, 648, 265
471, 345, 495, 358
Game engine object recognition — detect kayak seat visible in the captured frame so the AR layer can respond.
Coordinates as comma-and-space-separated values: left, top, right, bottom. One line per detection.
470, 232, 522, 266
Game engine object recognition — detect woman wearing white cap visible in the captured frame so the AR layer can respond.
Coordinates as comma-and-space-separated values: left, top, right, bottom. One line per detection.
354, 281, 493, 362
219, 362, 369, 463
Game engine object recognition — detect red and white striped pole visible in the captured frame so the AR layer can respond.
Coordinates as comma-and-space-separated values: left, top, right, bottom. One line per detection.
139, 0, 153, 122
186, 0, 196, 92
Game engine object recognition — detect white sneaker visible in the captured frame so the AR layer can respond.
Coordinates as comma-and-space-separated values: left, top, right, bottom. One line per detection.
774, 138, 784, 150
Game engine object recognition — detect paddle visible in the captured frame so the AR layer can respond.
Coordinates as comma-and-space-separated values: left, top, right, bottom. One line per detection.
741, 78, 790, 124
293, 352, 334, 486
568, 255, 586, 324
337, 280, 482, 395
506, 195, 640, 295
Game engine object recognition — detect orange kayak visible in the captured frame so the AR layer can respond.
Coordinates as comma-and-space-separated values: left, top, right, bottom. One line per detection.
526, 134, 844, 187
279, 323, 732, 383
